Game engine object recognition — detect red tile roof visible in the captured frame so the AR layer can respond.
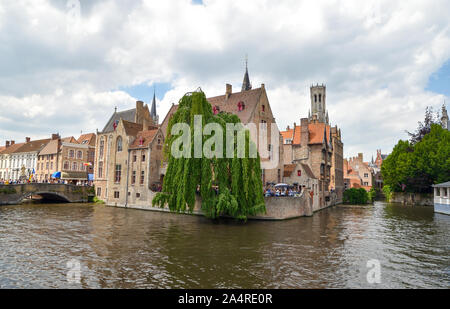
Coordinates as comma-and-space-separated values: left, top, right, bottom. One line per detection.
77, 133, 96, 146
129, 129, 159, 149
0, 142, 25, 154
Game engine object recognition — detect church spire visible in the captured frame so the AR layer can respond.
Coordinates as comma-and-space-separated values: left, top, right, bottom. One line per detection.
241, 55, 252, 92
150, 87, 158, 124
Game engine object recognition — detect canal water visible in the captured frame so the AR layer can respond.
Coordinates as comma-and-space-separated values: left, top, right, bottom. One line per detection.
0, 201, 448, 289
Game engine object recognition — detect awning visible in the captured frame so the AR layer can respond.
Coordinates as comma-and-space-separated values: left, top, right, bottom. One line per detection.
61, 172, 89, 180
51, 171, 61, 179
88, 174, 94, 181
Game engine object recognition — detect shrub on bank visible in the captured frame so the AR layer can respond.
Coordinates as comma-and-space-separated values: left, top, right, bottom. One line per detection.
93, 196, 105, 204
0, 187, 17, 195
382, 185, 393, 203
343, 188, 369, 205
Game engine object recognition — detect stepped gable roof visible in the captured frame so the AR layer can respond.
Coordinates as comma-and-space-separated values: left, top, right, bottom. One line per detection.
77, 133, 96, 146
0, 142, 25, 155
122, 120, 143, 137
300, 163, 317, 179
129, 129, 159, 149
102, 108, 136, 133
207, 87, 263, 124
39, 139, 59, 156
14, 138, 51, 153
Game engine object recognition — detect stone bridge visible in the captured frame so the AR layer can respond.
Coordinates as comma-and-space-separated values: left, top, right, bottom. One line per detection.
0, 184, 91, 205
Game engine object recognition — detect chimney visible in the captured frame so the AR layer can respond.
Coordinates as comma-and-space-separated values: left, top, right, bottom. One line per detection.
261, 83, 265, 90
226, 84, 232, 99
52, 134, 60, 140
136, 101, 144, 109
286, 125, 290, 131
5, 141, 10, 148
11, 140, 15, 145
358, 153, 363, 161
300, 118, 309, 146
143, 117, 149, 131
26, 137, 31, 143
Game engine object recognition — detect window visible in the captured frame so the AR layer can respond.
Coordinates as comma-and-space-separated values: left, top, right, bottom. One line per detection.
98, 162, 103, 178
97, 187, 102, 197
80, 163, 85, 171
364, 182, 369, 186
142, 154, 146, 162
136, 193, 141, 198
262, 105, 265, 112
444, 188, 448, 197
319, 94, 322, 102
77, 151, 83, 159
114, 191, 120, 199
99, 139, 104, 158
46, 162, 49, 169
298, 170, 302, 177
364, 173, 369, 178
140, 171, 145, 185
72, 162, 77, 171
117, 137, 123, 152
69, 150, 74, 158
133, 153, 137, 162
131, 171, 136, 185
115, 164, 121, 183
50, 162, 53, 170
64, 161, 69, 170
314, 94, 317, 103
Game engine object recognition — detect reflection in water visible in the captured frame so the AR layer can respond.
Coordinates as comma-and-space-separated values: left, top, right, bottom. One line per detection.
0, 201, 448, 288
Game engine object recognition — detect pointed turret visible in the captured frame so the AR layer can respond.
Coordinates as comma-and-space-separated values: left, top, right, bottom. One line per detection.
241, 56, 252, 92
150, 89, 159, 124
441, 103, 449, 130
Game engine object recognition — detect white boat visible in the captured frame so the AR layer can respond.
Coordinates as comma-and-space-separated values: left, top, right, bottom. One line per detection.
433, 182, 450, 215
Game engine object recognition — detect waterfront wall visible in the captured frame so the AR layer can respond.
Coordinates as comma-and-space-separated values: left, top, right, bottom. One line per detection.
390, 192, 433, 206
108, 189, 316, 220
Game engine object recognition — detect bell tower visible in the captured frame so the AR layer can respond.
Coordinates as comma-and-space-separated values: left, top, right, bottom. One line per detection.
309, 84, 327, 123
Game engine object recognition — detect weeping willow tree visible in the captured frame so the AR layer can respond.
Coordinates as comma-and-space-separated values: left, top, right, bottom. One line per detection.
152, 89, 265, 220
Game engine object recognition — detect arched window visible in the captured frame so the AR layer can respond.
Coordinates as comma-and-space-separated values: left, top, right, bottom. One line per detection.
314, 94, 317, 103
63, 161, 69, 170
319, 94, 322, 102
99, 138, 105, 158
77, 150, 83, 159
72, 162, 77, 171
117, 137, 123, 152
98, 162, 103, 178
69, 150, 74, 158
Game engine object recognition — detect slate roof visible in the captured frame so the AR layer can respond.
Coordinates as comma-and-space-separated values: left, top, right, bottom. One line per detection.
102, 108, 136, 133
433, 182, 450, 188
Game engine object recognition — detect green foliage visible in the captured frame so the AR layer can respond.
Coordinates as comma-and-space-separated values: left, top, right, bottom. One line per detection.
153, 90, 265, 220
367, 187, 376, 203
343, 188, 369, 205
0, 186, 17, 195
93, 196, 105, 204
382, 185, 393, 202
382, 124, 450, 193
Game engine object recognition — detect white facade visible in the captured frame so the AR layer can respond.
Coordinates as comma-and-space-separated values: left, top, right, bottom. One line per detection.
433, 182, 450, 215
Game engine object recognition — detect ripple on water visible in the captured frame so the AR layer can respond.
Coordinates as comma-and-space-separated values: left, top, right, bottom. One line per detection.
0, 202, 449, 288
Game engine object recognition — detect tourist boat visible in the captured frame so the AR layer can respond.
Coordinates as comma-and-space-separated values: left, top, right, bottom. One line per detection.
433, 182, 450, 215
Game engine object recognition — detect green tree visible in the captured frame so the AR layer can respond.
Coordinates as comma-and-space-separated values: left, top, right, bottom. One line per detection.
382, 124, 450, 193
152, 90, 265, 220
343, 188, 369, 205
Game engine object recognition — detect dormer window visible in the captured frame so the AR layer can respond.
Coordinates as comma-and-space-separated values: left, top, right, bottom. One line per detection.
238, 101, 245, 111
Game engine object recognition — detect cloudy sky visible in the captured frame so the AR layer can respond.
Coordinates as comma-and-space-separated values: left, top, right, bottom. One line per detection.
1, 0, 449, 160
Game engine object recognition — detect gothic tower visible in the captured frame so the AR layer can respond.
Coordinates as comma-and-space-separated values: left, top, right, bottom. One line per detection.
309, 84, 327, 123
441, 103, 449, 130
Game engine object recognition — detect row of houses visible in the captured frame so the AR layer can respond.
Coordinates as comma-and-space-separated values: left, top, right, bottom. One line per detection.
0, 133, 96, 184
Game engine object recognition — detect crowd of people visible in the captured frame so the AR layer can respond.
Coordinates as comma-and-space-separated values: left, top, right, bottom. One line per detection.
0, 178, 93, 186
263, 185, 303, 197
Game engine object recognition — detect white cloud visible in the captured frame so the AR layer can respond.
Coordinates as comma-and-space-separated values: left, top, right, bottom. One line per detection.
0, 0, 449, 160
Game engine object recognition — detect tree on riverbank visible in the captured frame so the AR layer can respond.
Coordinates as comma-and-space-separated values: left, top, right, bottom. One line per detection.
382, 124, 450, 193
343, 188, 369, 204
152, 90, 265, 220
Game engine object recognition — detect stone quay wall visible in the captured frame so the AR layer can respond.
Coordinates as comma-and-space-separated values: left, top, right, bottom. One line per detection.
390, 192, 434, 206
109, 189, 316, 220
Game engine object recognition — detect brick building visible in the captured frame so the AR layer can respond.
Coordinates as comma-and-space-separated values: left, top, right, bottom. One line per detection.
94, 99, 164, 206
281, 85, 344, 209
344, 153, 374, 191
161, 65, 285, 185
